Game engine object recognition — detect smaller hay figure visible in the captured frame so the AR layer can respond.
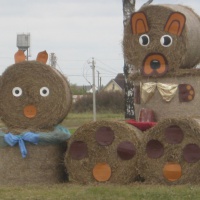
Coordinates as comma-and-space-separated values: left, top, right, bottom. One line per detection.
139, 118, 200, 185
65, 120, 143, 184
0, 51, 72, 185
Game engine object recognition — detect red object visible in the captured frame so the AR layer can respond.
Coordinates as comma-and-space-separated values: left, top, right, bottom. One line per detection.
126, 119, 157, 131
139, 108, 155, 122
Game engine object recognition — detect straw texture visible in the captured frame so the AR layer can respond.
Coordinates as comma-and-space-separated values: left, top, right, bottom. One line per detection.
139, 118, 200, 184
65, 120, 143, 184
123, 4, 200, 72
0, 143, 67, 185
133, 75, 200, 121
0, 61, 72, 133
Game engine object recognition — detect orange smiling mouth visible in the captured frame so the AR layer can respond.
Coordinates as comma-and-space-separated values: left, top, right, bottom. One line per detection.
23, 105, 37, 118
142, 53, 168, 77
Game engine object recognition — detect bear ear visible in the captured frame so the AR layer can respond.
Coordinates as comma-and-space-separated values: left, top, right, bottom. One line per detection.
164, 12, 186, 36
14, 50, 26, 63
36, 51, 48, 64
131, 12, 149, 35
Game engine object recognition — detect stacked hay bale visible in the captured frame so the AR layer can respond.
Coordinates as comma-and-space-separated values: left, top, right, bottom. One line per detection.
123, 4, 200, 121
139, 118, 200, 184
65, 120, 143, 184
0, 51, 72, 184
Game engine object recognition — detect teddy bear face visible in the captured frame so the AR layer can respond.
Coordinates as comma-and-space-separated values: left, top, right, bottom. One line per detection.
123, 5, 200, 77
0, 61, 72, 132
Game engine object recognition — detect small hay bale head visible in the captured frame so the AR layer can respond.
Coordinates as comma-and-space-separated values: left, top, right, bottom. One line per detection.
65, 120, 143, 184
139, 118, 200, 184
0, 60, 72, 132
123, 4, 200, 77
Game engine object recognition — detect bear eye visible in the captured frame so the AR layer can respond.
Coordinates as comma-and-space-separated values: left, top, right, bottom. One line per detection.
12, 87, 22, 97
160, 35, 173, 47
40, 87, 50, 97
139, 34, 150, 46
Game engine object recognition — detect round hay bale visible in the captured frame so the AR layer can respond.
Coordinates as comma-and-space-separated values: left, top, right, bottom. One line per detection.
139, 118, 200, 184
123, 4, 200, 73
0, 61, 72, 133
0, 143, 67, 185
65, 120, 143, 184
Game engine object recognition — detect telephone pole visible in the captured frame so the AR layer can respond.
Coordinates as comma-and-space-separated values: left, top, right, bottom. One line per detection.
91, 58, 96, 121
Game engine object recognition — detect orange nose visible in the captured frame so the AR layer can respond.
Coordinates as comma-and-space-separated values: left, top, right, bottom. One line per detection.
163, 162, 182, 182
23, 105, 37, 118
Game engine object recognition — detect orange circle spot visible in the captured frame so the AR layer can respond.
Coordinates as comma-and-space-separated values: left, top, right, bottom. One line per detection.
186, 85, 191, 90
188, 95, 193, 101
189, 90, 194, 95
93, 163, 111, 182
23, 105, 37, 118
163, 162, 182, 182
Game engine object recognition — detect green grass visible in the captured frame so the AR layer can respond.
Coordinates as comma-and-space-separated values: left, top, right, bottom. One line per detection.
0, 183, 200, 200
62, 112, 124, 130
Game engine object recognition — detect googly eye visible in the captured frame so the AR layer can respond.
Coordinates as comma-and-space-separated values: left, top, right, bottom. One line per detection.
12, 87, 22, 97
139, 34, 150, 46
40, 87, 50, 97
160, 35, 173, 47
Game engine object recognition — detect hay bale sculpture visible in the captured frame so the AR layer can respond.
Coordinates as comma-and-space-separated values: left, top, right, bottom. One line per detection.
123, 2, 200, 184
65, 120, 143, 184
139, 118, 200, 184
0, 50, 72, 184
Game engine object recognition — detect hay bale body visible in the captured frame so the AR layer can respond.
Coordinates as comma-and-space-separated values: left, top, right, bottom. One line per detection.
65, 120, 143, 184
133, 73, 200, 121
123, 4, 200, 71
0, 144, 67, 185
139, 118, 200, 184
0, 61, 72, 133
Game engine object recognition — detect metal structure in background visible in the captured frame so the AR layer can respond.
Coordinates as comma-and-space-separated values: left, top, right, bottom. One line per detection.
16, 33, 31, 60
49, 53, 57, 68
122, 0, 135, 119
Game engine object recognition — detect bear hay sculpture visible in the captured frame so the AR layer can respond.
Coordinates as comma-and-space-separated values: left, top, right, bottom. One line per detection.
0, 50, 72, 185
123, 3, 200, 121
123, 1, 200, 185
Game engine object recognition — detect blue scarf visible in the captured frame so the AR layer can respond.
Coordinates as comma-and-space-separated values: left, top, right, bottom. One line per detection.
3, 125, 71, 158
4, 132, 38, 158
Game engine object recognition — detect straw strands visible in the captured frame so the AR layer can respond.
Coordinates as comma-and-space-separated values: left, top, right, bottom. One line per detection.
0, 61, 72, 133
65, 120, 143, 184
123, 4, 200, 72
139, 118, 200, 184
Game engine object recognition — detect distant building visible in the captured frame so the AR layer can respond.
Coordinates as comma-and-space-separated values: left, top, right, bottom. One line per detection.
102, 73, 125, 92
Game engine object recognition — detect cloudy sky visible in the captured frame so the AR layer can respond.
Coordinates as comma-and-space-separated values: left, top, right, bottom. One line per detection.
0, 0, 199, 86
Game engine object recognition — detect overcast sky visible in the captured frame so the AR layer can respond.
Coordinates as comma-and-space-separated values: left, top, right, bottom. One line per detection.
0, 0, 199, 86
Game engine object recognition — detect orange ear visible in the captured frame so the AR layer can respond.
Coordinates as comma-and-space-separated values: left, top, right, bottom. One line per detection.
36, 51, 48, 64
14, 50, 26, 63
131, 12, 149, 35
164, 12, 186, 36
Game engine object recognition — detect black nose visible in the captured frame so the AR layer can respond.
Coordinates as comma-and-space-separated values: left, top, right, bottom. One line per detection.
150, 60, 160, 70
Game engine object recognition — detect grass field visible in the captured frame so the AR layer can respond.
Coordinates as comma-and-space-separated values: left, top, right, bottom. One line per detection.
1, 112, 200, 199
61, 112, 125, 133
0, 183, 200, 200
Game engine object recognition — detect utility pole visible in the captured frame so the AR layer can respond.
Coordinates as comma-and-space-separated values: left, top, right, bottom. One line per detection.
91, 58, 96, 121
97, 70, 100, 91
